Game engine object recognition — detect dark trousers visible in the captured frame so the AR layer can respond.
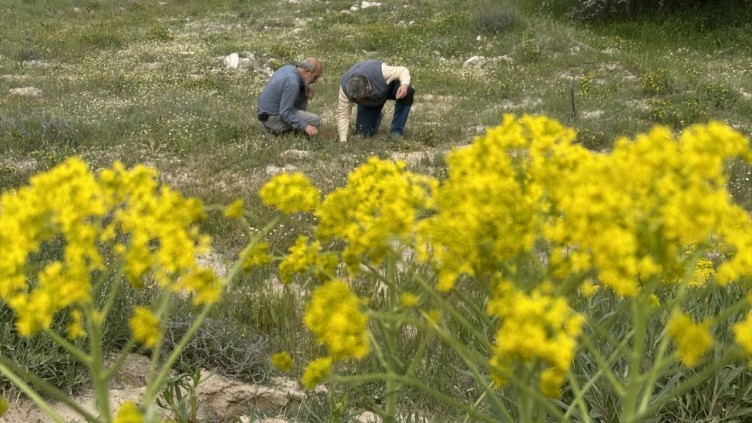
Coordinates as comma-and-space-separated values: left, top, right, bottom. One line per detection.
356, 82, 414, 137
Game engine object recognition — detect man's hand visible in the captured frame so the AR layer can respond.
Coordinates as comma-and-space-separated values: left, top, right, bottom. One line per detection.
306, 86, 315, 100
395, 84, 408, 99
305, 125, 319, 137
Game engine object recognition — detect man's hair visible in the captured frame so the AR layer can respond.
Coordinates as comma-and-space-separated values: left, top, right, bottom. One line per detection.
346, 75, 368, 99
298, 58, 317, 72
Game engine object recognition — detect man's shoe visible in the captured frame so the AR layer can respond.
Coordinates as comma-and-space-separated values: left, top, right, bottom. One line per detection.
389, 132, 403, 142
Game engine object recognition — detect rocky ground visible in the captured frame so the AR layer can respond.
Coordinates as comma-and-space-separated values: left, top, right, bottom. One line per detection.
0, 353, 314, 423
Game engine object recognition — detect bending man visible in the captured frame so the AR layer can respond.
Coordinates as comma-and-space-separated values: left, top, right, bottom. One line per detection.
337, 59, 415, 143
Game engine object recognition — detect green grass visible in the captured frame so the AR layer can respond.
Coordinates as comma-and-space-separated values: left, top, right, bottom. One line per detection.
1, 0, 752, 421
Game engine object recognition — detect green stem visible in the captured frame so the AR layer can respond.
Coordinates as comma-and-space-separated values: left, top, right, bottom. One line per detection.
102, 339, 136, 382
142, 220, 273, 419
621, 296, 648, 423
637, 325, 672, 415
565, 370, 591, 423
383, 254, 399, 423
44, 328, 91, 365
0, 356, 96, 422
639, 349, 739, 419
419, 312, 517, 421
518, 363, 536, 423
333, 373, 502, 423
579, 328, 631, 397
413, 273, 494, 352
143, 300, 213, 420
403, 322, 433, 378
83, 300, 111, 423
93, 259, 122, 310
145, 290, 173, 385
98, 271, 123, 323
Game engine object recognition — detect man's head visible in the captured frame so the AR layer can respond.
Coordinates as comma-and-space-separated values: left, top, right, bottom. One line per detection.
299, 57, 322, 84
346, 75, 370, 101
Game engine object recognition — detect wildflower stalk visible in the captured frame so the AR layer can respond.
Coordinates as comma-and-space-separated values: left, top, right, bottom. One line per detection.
143, 299, 213, 421
412, 273, 494, 352
383, 254, 400, 423
0, 358, 68, 423
102, 339, 136, 381
142, 217, 278, 421
334, 372, 503, 423
565, 371, 592, 423
43, 328, 90, 365
640, 348, 739, 419
82, 298, 112, 422
579, 334, 627, 397
621, 295, 649, 423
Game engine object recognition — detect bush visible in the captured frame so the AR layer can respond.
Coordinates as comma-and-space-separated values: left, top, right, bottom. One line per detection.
474, 1, 525, 35
162, 316, 269, 383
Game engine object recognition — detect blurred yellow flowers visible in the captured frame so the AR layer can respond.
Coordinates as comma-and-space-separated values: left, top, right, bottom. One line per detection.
0, 157, 218, 341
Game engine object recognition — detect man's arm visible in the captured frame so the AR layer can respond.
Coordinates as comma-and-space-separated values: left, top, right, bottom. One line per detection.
381, 63, 411, 86
279, 80, 307, 131
336, 87, 354, 142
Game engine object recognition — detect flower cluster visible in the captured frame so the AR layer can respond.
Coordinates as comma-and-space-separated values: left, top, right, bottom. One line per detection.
315, 157, 437, 273
113, 401, 143, 423
272, 351, 293, 373
486, 278, 585, 397
259, 114, 752, 398
417, 115, 575, 291
241, 241, 272, 272
259, 172, 320, 214
544, 122, 752, 295
277, 235, 338, 284
304, 279, 370, 361
0, 157, 218, 342
733, 311, 752, 364
416, 115, 752, 296
301, 356, 332, 390
667, 312, 713, 366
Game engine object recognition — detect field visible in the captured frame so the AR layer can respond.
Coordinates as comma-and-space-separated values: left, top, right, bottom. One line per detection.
1, 0, 751, 422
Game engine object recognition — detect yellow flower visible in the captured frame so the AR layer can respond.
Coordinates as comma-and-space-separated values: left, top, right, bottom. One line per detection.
67, 309, 86, 340
176, 268, 222, 305
579, 279, 599, 297
242, 241, 272, 272
690, 259, 715, 287
649, 294, 661, 309
732, 311, 752, 365
129, 307, 161, 348
316, 157, 436, 274
667, 312, 713, 367
0, 396, 7, 417
0, 158, 214, 337
259, 172, 320, 214
301, 357, 332, 389
539, 368, 566, 398
486, 278, 584, 395
113, 401, 143, 423
272, 352, 293, 373
399, 293, 420, 308
304, 280, 370, 360
223, 198, 245, 219
278, 236, 318, 284
417, 115, 574, 291
278, 236, 336, 284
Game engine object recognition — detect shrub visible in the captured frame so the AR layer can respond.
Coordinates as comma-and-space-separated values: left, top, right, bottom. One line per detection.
474, 1, 525, 35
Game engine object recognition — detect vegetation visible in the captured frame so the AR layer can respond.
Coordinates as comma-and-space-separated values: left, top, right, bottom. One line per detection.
1, 0, 751, 422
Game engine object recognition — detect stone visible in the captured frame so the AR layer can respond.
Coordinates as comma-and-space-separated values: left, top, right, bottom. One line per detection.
224, 53, 240, 69
463, 56, 486, 68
